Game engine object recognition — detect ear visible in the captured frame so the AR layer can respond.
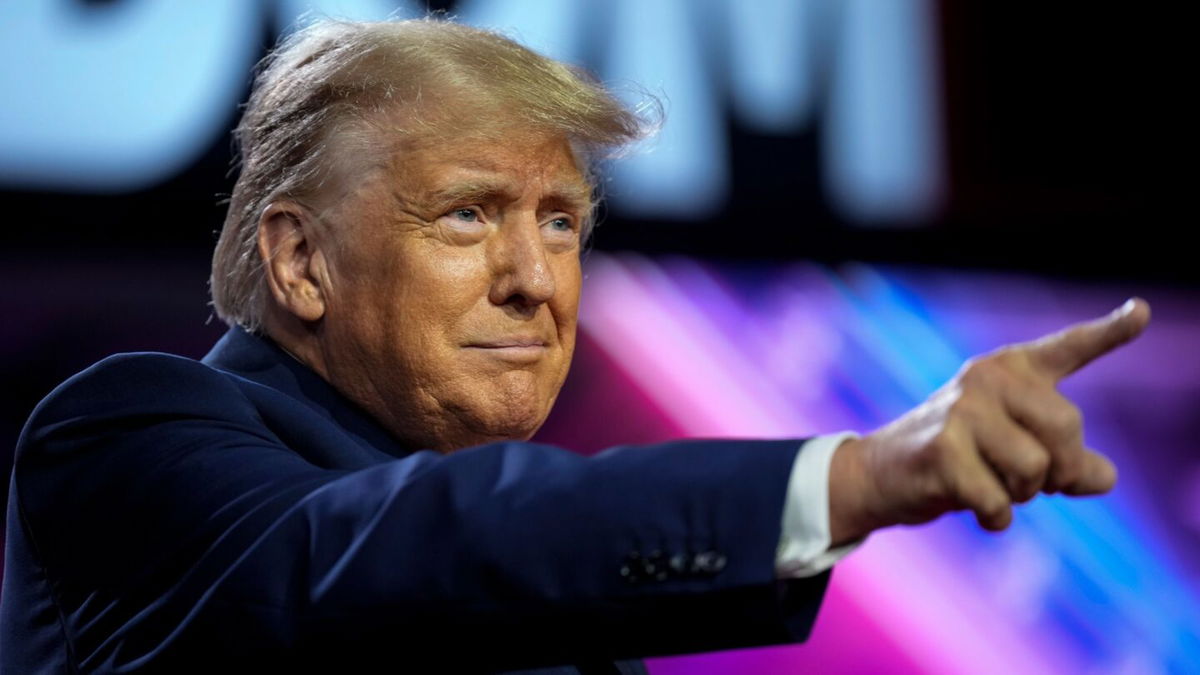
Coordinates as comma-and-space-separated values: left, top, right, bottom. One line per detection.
257, 201, 328, 323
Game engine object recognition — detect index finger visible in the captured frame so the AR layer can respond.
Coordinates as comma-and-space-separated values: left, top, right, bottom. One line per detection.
1023, 298, 1151, 379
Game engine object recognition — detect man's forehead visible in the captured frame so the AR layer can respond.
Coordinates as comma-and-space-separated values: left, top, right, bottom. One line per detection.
393, 132, 591, 199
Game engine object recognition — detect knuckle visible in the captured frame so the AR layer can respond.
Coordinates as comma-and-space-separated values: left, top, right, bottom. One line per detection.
946, 395, 980, 423
959, 355, 1016, 394
1009, 470, 1044, 503
944, 389, 1001, 430
1044, 402, 1083, 446
959, 358, 996, 388
926, 428, 961, 465
991, 346, 1026, 369
1018, 449, 1051, 481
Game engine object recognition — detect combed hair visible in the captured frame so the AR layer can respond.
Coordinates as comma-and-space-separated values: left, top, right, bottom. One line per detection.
211, 17, 656, 332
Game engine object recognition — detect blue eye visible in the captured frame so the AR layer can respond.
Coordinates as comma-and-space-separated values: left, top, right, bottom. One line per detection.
549, 217, 572, 231
453, 208, 478, 222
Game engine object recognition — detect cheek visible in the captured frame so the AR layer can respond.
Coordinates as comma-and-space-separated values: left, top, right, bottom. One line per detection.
549, 263, 581, 377
366, 244, 488, 328
406, 244, 491, 306
552, 257, 583, 323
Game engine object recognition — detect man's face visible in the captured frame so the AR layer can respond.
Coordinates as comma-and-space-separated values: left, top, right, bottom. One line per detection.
313, 128, 589, 452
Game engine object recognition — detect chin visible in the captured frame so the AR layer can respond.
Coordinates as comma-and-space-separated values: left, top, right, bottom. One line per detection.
472, 403, 549, 441
463, 391, 555, 444
434, 369, 563, 449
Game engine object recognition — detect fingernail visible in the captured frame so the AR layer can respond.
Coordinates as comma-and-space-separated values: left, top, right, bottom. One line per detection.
1118, 299, 1136, 316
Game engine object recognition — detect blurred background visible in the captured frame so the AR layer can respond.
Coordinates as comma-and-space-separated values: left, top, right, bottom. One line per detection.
1, 1, 1195, 671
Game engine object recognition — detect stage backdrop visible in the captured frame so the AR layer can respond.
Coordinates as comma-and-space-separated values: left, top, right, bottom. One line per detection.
1, 1, 1193, 671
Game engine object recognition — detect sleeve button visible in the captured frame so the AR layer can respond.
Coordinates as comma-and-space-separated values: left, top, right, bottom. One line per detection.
693, 551, 727, 575
620, 564, 636, 583
644, 550, 666, 579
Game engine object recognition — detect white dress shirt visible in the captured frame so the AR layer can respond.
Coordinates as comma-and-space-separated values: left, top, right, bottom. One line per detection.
775, 432, 864, 578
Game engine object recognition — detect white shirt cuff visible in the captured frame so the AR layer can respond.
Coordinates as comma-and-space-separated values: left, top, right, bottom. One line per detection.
775, 432, 863, 578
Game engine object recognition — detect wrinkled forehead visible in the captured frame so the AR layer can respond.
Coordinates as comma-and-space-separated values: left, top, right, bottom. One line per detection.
398, 138, 592, 231
399, 125, 588, 182
311, 119, 593, 230
319, 104, 594, 211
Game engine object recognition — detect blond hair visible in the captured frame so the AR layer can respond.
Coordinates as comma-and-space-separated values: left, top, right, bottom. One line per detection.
211, 17, 654, 331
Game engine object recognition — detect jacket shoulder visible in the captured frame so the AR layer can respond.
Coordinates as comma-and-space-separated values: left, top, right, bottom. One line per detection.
49, 350, 239, 400
18, 351, 258, 456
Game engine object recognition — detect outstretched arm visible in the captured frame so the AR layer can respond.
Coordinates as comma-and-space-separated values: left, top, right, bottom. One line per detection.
8, 353, 824, 671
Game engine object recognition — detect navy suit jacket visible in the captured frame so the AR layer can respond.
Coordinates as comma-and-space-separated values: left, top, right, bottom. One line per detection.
1, 327, 830, 673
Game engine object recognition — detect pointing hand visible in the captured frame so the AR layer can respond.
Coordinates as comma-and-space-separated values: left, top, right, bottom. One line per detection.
828, 299, 1151, 544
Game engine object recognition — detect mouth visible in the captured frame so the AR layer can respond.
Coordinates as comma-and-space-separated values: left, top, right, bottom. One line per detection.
464, 338, 549, 362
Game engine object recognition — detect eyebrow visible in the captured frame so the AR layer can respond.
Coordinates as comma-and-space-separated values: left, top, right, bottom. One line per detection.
541, 181, 595, 215
413, 178, 594, 216
421, 181, 512, 213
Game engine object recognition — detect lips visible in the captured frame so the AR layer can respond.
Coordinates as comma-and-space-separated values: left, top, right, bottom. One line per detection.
465, 337, 548, 349
469, 339, 546, 349
464, 337, 550, 363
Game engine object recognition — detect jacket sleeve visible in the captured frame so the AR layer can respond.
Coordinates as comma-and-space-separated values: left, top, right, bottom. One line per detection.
11, 353, 830, 672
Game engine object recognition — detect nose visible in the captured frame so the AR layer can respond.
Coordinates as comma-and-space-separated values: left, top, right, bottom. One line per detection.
488, 214, 556, 312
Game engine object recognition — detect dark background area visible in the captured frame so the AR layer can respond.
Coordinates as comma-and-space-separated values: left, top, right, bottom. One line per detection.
1, 5, 1187, 277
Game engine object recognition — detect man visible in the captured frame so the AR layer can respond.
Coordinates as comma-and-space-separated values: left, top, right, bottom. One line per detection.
0, 18, 1149, 674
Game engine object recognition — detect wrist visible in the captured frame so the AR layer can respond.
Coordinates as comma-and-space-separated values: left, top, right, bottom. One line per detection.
828, 436, 883, 546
